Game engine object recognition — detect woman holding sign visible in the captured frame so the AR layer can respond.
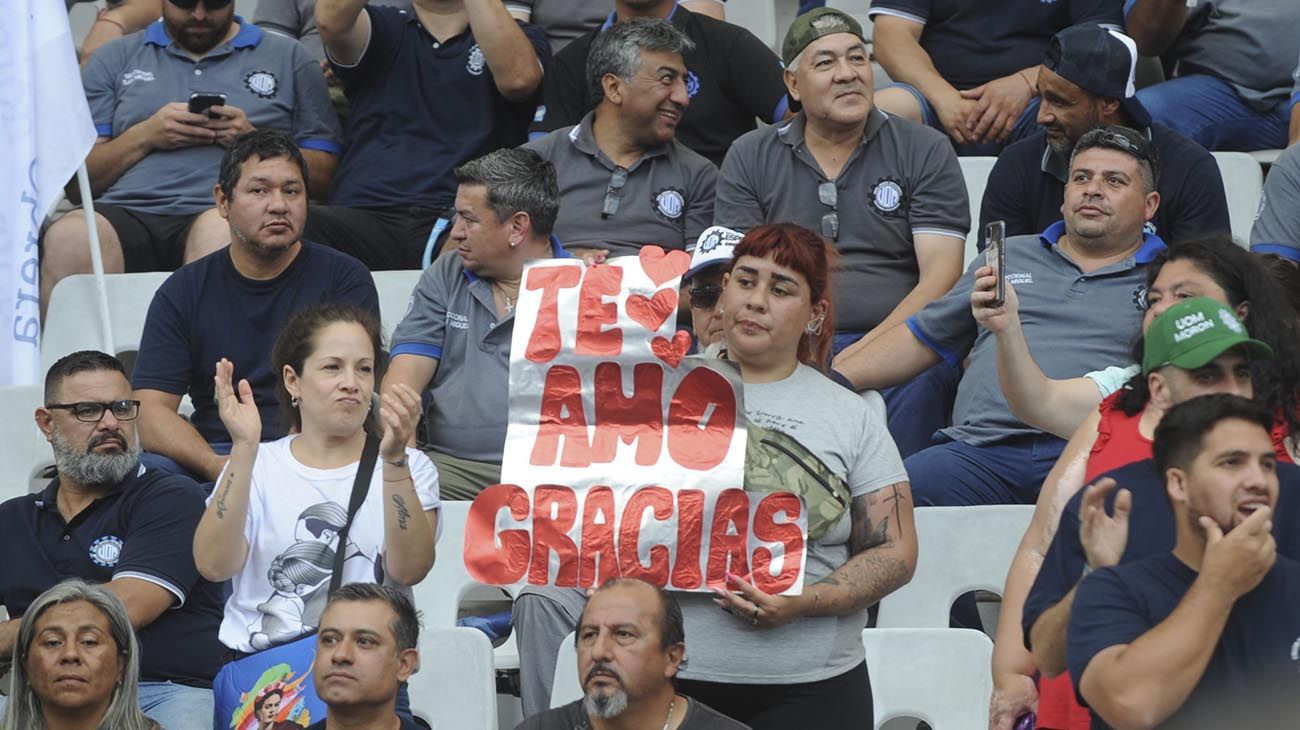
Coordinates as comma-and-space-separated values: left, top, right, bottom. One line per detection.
192, 304, 440, 725
678, 223, 918, 729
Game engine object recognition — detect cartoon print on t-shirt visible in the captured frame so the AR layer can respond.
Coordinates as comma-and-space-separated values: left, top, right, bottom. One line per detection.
248, 501, 377, 650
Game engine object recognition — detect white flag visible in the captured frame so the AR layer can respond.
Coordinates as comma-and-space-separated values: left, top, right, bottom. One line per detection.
0, 1, 96, 385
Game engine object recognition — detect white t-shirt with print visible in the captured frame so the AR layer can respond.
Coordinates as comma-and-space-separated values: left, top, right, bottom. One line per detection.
212, 435, 440, 653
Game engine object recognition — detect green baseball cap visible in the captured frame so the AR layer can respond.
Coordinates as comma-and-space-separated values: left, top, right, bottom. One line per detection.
1142, 297, 1272, 375
782, 8, 865, 67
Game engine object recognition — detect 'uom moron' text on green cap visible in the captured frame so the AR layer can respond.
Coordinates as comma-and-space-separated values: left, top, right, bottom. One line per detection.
1142, 297, 1272, 375
782, 8, 865, 67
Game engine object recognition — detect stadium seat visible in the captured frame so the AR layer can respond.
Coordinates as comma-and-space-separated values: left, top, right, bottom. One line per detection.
725, 0, 781, 48
549, 631, 582, 709
876, 505, 1031, 628
862, 627, 993, 729
372, 269, 423, 342
1210, 151, 1264, 246
408, 627, 498, 730
41, 272, 169, 375
958, 157, 997, 268
0, 385, 52, 498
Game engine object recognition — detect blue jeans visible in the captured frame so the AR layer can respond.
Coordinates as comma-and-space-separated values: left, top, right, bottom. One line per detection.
140, 442, 231, 491
887, 82, 1042, 155
905, 433, 1065, 506
1136, 74, 1289, 151
139, 681, 214, 730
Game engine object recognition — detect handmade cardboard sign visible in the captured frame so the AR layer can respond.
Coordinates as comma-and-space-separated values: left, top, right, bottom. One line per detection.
464, 247, 808, 594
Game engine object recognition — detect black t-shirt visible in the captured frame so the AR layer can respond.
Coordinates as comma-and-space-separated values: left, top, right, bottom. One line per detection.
1069, 552, 1300, 728
980, 124, 1230, 249
306, 716, 423, 730
516, 698, 753, 730
530, 6, 788, 167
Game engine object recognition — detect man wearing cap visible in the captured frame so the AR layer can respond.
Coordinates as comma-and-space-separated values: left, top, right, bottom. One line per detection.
835, 126, 1165, 509
526, 18, 717, 260
715, 7, 968, 456
981, 25, 1229, 248
1251, 143, 1300, 250
528, 0, 788, 167
1125, 0, 1300, 151
869, 0, 1121, 153
684, 226, 741, 354
40, 0, 341, 319
1014, 297, 1277, 730
381, 148, 568, 501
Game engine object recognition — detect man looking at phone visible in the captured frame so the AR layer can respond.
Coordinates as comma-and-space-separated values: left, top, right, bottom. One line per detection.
40, 0, 341, 320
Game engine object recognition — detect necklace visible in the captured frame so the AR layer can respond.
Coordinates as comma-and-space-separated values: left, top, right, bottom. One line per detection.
492, 280, 519, 313
661, 698, 675, 730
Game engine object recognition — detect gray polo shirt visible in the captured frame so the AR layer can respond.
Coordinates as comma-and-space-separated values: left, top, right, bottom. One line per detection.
504, 0, 610, 53
389, 237, 571, 463
1251, 144, 1300, 247
82, 19, 341, 215
254, 0, 411, 62
909, 223, 1166, 446
525, 111, 718, 257
1135, 0, 1300, 110
715, 110, 968, 334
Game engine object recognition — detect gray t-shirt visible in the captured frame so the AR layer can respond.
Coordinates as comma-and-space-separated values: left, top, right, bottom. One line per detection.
1136, 0, 1300, 109
516, 698, 751, 730
505, 0, 610, 53
909, 226, 1163, 445
676, 364, 908, 684
253, 0, 411, 62
715, 110, 968, 334
82, 20, 341, 215
1251, 143, 1300, 248
525, 111, 718, 256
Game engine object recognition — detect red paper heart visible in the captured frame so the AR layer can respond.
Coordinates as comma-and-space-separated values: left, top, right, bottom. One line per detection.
639, 246, 692, 287
626, 288, 679, 332
651, 330, 692, 368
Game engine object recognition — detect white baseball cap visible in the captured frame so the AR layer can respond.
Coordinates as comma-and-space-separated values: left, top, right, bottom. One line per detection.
685, 226, 743, 281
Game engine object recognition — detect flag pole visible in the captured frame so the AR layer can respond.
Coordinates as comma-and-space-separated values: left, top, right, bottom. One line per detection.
75, 164, 115, 355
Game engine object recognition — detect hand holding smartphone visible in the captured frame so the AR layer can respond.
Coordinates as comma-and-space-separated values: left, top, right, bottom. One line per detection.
188, 91, 227, 119
985, 220, 1006, 307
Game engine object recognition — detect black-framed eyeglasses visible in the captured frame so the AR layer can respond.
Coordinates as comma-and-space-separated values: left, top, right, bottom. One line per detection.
45, 400, 141, 423
689, 285, 723, 310
167, 0, 235, 10
818, 181, 839, 241
602, 167, 629, 219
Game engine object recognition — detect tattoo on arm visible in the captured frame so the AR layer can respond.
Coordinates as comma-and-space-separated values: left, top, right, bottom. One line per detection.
391, 494, 411, 531
849, 484, 907, 555
215, 473, 232, 520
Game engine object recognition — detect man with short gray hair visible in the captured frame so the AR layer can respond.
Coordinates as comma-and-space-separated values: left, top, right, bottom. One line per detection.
381, 147, 570, 500
526, 17, 717, 260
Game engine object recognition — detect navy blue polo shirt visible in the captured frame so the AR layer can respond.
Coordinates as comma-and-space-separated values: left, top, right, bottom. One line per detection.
867, 0, 1122, 91
1069, 553, 1300, 728
979, 125, 1230, 249
0, 467, 226, 686
1023, 459, 1300, 649
328, 6, 551, 210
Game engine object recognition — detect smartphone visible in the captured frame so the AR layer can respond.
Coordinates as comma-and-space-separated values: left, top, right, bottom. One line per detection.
188, 92, 227, 118
985, 220, 1006, 307
1013, 712, 1036, 730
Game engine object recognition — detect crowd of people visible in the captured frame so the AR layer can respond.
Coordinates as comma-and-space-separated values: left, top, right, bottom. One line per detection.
11, 0, 1300, 727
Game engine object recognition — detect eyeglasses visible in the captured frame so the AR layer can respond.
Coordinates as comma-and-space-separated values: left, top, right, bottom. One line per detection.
689, 285, 723, 310
45, 400, 141, 423
601, 167, 629, 219
818, 181, 838, 241
167, 0, 234, 10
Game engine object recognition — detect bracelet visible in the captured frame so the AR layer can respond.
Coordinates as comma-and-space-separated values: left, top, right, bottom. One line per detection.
383, 475, 412, 482
96, 10, 127, 34
1018, 70, 1036, 94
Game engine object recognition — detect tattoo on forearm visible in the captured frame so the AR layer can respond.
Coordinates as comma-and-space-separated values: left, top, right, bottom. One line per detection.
391, 494, 411, 531
215, 473, 232, 520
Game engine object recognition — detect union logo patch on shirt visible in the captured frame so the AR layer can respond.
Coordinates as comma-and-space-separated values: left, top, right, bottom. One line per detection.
244, 70, 278, 98
89, 535, 124, 567
653, 188, 686, 221
869, 177, 908, 219
467, 44, 486, 76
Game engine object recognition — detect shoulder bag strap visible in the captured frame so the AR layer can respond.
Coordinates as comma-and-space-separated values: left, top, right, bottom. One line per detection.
330, 433, 380, 593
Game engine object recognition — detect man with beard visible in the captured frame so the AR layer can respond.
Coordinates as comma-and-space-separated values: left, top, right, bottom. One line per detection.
0, 350, 227, 729
979, 24, 1229, 248
515, 579, 751, 730
40, 0, 341, 320
132, 130, 378, 480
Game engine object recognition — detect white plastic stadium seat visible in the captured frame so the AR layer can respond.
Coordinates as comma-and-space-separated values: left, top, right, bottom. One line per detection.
0, 385, 52, 498
958, 157, 997, 268
371, 269, 423, 343
862, 627, 993, 729
1210, 151, 1263, 246
725, 0, 780, 48
550, 631, 582, 709
876, 505, 1031, 628
41, 272, 169, 373
408, 627, 498, 730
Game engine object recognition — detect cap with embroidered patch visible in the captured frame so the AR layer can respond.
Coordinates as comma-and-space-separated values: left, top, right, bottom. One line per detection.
1142, 297, 1272, 375
782, 8, 865, 67
686, 226, 742, 281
